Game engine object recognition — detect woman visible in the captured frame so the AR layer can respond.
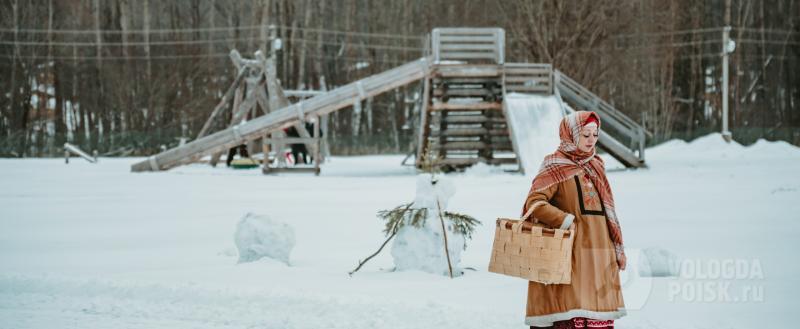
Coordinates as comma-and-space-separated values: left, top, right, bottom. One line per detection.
521, 111, 627, 328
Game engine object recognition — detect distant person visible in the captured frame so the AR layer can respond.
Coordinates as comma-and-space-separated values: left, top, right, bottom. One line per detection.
284, 122, 321, 165
284, 127, 307, 165
225, 144, 250, 167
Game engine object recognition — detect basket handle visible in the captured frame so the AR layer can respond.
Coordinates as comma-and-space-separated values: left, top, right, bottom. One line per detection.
511, 220, 525, 233
521, 202, 541, 224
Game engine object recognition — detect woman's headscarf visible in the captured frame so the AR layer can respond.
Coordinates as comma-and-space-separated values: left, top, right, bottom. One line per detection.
521, 111, 626, 267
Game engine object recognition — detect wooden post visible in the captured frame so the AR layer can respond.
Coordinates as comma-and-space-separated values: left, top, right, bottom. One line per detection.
415, 76, 431, 168
313, 115, 321, 175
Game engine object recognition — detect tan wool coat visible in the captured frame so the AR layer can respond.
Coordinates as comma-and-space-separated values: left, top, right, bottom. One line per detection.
522, 170, 627, 327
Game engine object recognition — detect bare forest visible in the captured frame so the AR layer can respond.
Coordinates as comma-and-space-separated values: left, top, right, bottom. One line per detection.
1, 0, 798, 157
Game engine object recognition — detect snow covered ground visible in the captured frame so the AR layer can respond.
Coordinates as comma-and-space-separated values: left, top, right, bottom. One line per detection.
1, 133, 799, 328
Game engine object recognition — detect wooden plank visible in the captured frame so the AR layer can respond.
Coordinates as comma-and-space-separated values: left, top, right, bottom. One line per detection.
443, 115, 505, 124
504, 71, 551, 78
438, 35, 498, 42
283, 90, 325, 97
131, 57, 431, 172
430, 128, 508, 137
432, 30, 440, 63
504, 63, 552, 69
496, 29, 505, 64
505, 85, 551, 93
433, 77, 501, 84
432, 141, 513, 151
503, 67, 552, 73
438, 52, 497, 60
437, 157, 517, 166
433, 65, 501, 77
504, 76, 551, 83
439, 44, 498, 51
434, 27, 503, 35
264, 167, 321, 175
64, 143, 96, 163
432, 88, 499, 98
430, 102, 502, 111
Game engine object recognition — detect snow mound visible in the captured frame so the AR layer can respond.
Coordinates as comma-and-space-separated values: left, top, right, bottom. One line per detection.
637, 247, 679, 277
648, 132, 800, 163
234, 213, 295, 265
391, 175, 466, 276
745, 138, 800, 157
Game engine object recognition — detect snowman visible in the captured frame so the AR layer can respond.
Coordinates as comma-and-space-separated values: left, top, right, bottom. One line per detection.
390, 175, 466, 277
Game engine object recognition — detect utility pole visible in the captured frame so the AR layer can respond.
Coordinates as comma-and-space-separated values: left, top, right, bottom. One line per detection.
721, 0, 732, 143
721, 26, 732, 142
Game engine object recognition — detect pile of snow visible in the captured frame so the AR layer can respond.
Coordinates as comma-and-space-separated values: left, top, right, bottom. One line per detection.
391, 175, 466, 276
648, 133, 800, 162
503, 94, 564, 174
234, 213, 295, 265
744, 138, 800, 158
637, 247, 680, 277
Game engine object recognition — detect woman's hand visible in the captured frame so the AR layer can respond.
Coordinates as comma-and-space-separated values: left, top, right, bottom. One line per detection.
617, 252, 627, 271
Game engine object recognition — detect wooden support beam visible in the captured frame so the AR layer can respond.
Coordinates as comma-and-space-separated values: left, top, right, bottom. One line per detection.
196, 66, 248, 140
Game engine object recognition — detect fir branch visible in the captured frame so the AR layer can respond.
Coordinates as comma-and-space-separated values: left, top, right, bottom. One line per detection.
377, 202, 414, 236
409, 207, 428, 228
443, 211, 482, 240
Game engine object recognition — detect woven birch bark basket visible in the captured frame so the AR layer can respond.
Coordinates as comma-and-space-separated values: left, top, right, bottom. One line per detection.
488, 211, 576, 284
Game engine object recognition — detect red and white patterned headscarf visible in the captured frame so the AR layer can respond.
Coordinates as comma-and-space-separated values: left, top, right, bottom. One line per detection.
521, 111, 626, 269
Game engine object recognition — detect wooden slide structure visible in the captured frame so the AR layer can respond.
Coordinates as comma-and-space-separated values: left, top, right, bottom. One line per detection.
132, 27, 647, 173
131, 55, 430, 172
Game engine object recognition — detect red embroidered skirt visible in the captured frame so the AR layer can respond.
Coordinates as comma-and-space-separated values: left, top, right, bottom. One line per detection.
531, 317, 614, 329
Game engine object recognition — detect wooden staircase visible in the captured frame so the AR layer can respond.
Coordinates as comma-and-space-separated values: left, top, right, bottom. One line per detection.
418, 63, 518, 169
416, 29, 518, 171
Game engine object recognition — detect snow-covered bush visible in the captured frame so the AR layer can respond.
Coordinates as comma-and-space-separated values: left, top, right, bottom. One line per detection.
234, 213, 295, 265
